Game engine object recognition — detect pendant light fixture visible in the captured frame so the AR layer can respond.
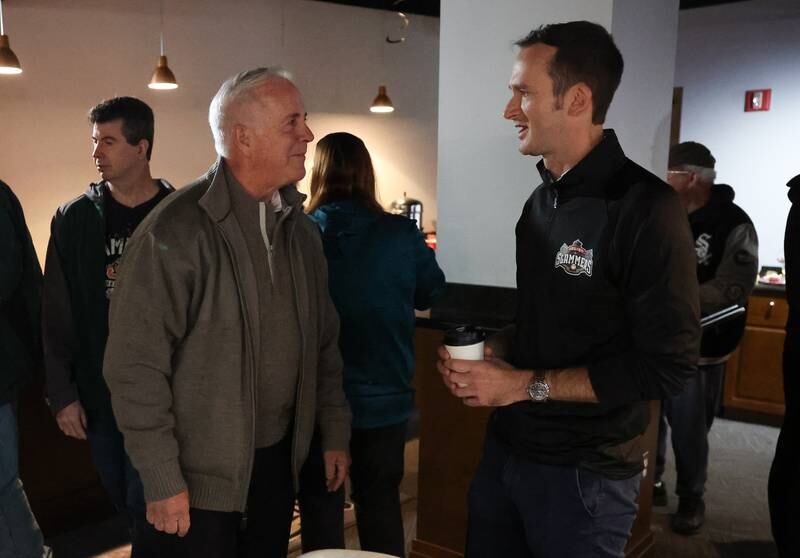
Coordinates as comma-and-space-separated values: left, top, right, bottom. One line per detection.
148, 0, 178, 90
370, 85, 394, 114
0, 0, 22, 75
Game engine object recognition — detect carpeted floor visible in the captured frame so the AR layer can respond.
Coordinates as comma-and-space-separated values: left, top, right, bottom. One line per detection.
47, 418, 781, 557
653, 418, 779, 558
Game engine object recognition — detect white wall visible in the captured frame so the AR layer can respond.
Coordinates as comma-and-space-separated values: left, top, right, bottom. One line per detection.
608, 0, 680, 177
676, 0, 800, 268
437, 0, 679, 288
0, 0, 439, 259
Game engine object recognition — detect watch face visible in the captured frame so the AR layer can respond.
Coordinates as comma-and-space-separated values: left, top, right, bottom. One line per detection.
528, 380, 550, 402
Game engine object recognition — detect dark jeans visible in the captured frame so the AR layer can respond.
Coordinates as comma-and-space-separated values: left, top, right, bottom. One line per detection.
143, 434, 296, 558
655, 362, 725, 499
769, 348, 800, 558
466, 431, 640, 558
299, 422, 408, 557
0, 402, 47, 558
86, 419, 150, 557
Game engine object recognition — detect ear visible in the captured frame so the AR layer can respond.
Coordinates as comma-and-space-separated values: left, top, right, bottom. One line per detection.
565, 83, 593, 120
232, 124, 252, 153
136, 139, 150, 159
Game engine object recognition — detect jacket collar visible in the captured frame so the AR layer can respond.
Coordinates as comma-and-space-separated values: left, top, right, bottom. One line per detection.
199, 158, 307, 222
85, 178, 174, 213
536, 129, 627, 196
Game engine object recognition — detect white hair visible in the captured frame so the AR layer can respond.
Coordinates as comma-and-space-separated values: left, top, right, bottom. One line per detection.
208, 67, 293, 157
682, 164, 717, 184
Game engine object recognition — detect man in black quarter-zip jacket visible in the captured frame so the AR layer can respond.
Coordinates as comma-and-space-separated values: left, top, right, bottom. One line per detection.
437, 21, 700, 558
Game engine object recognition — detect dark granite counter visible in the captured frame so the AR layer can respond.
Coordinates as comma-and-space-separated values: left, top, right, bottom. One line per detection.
753, 283, 786, 297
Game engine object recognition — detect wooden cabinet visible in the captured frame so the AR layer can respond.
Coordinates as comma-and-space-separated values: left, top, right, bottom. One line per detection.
724, 292, 787, 416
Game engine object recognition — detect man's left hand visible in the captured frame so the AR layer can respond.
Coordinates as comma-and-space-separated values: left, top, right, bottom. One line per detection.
323, 450, 349, 492
437, 349, 532, 407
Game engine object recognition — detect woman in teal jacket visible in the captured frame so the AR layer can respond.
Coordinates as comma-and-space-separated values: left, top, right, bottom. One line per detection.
299, 132, 445, 556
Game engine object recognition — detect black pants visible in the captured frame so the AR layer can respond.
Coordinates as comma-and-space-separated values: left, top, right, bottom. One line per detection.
143, 435, 295, 558
297, 431, 345, 551
655, 362, 725, 499
299, 421, 407, 557
769, 348, 800, 558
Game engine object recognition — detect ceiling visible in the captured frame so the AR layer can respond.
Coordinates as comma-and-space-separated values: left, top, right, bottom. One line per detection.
311, 0, 751, 18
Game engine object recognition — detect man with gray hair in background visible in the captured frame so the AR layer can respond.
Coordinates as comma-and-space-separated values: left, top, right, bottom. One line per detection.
103, 67, 351, 557
655, 141, 758, 534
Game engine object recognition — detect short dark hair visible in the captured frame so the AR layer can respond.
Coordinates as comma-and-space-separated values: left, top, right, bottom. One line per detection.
515, 21, 624, 124
88, 97, 155, 160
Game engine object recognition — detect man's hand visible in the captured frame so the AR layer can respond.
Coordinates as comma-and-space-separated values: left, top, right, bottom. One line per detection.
146, 490, 191, 537
55, 401, 88, 440
437, 345, 532, 407
323, 450, 349, 492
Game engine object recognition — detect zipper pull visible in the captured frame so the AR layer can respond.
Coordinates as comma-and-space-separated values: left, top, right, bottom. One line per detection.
553, 189, 559, 209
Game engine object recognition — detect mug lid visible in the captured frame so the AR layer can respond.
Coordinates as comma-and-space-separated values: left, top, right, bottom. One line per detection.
443, 325, 486, 346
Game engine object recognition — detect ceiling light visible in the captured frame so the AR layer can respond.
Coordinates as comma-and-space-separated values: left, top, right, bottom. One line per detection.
370, 85, 394, 114
148, 1, 177, 90
0, 0, 22, 75
149, 53, 178, 90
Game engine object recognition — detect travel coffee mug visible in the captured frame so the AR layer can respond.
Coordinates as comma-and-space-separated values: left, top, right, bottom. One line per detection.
443, 325, 486, 387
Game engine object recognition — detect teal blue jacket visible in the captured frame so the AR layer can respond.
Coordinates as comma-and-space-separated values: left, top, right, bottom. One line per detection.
310, 201, 445, 429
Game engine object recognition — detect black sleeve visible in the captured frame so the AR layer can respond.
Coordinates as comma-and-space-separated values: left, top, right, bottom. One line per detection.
786, 199, 800, 329
0, 196, 23, 303
42, 212, 79, 412
588, 190, 701, 406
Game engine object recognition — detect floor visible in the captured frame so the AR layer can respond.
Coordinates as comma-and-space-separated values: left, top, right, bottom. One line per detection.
47, 419, 780, 557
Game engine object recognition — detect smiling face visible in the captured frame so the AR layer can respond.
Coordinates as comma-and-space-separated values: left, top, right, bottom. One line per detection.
91, 119, 148, 182
237, 79, 315, 191
503, 43, 567, 159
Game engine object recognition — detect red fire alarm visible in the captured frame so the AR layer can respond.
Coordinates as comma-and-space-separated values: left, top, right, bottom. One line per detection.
745, 89, 771, 112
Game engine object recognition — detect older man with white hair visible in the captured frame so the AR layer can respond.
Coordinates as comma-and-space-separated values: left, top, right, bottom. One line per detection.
655, 141, 758, 535
103, 67, 351, 557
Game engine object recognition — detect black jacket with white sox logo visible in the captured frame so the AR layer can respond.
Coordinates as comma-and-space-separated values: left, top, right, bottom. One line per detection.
492, 130, 701, 479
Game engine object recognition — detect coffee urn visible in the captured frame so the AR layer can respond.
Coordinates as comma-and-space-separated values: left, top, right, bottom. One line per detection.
389, 192, 423, 230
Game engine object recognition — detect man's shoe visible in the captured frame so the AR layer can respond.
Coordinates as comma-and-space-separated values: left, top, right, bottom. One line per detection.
671, 497, 705, 535
652, 481, 668, 507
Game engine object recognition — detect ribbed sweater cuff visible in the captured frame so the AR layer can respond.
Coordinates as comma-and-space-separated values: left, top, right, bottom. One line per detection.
139, 459, 187, 503
321, 421, 350, 453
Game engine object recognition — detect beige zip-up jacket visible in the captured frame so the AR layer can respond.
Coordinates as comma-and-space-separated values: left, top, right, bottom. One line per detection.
103, 161, 350, 512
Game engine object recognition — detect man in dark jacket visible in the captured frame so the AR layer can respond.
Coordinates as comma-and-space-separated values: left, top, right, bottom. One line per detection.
769, 173, 800, 558
437, 22, 700, 557
655, 141, 758, 534
42, 97, 172, 556
0, 179, 49, 557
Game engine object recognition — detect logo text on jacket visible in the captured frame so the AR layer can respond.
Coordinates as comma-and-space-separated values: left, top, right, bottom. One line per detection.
555, 240, 594, 277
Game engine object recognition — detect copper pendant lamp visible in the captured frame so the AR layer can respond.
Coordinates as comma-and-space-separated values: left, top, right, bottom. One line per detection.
370, 85, 395, 114
148, 0, 178, 90
0, 0, 22, 75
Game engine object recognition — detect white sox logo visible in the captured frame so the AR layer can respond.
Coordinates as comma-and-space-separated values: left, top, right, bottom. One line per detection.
696, 233, 712, 265
555, 240, 594, 277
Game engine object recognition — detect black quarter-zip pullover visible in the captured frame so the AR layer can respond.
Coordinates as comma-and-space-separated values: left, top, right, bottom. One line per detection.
493, 130, 701, 478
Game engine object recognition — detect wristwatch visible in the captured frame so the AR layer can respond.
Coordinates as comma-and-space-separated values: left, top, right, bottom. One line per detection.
527, 370, 550, 403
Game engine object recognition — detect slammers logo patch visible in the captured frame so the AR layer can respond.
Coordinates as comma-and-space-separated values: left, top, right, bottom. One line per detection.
554, 240, 594, 277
